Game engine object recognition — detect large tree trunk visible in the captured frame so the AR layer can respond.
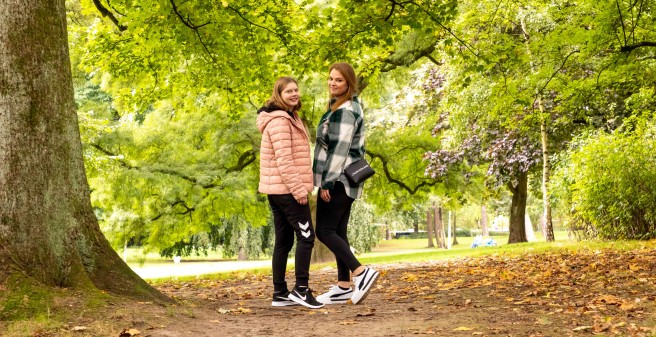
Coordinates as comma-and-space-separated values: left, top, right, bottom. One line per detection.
0, 0, 167, 302
481, 205, 489, 236
434, 206, 446, 249
507, 171, 529, 244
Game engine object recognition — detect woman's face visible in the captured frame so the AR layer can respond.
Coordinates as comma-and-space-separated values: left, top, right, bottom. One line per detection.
281, 82, 300, 108
328, 69, 348, 97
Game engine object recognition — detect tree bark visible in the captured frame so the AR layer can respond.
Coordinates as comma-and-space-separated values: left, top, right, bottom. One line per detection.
426, 209, 435, 248
481, 205, 489, 236
540, 107, 555, 242
507, 172, 529, 244
434, 206, 446, 249
0, 0, 167, 302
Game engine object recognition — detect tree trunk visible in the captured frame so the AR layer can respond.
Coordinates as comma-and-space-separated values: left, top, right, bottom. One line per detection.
426, 209, 435, 248
481, 205, 489, 236
0, 0, 167, 302
452, 211, 459, 245
521, 16, 555, 243
507, 171, 529, 244
434, 206, 446, 249
540, 108, 555, 242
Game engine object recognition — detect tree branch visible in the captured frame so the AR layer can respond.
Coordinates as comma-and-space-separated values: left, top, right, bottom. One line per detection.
535, 49, 580, 98
88, 143, 254, 189
226, 150, 256, 173
616, 0, 628, 45
380, 43, 438, 72
407, 1, 478, 57
620, 41, 656, 52
170, 0, 211, 29
92, 0, 127, 31
367, 150, 438, 194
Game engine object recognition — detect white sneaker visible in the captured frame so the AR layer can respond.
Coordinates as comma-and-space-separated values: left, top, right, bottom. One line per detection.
351, 267, 379, 304
316, 285, 353, 304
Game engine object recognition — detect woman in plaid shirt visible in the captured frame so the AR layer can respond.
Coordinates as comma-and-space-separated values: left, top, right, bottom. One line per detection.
313, 63, 379, 305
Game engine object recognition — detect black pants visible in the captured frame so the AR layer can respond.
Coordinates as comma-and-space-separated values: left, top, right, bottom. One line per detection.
268, 194, 315, 292
316, 182, 361, 282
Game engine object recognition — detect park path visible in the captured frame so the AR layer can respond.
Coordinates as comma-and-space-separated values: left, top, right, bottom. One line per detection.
129, 259, 273, 279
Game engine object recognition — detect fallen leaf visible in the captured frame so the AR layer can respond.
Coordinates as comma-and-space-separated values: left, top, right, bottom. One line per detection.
118, 328, 141, 337
216, 308, 231, 314
572, 326, 592, 332
403, 273, 418, 282
619, 303, 636, 311
536, 317, 552, 325
71, 326, 87, 331
237, 307, 252, 314
339, 320, 357, 325
453, 326, 474, 331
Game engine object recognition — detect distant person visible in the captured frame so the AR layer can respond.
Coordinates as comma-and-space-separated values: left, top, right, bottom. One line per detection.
313, 62, 379, 305
257, 76, 323, 309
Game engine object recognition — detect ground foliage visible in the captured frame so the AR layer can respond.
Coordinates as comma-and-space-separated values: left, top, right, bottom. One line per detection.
4, 243, 655, 336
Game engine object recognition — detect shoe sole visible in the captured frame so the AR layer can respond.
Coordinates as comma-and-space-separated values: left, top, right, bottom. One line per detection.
288, 294, 325, 309
351, 271, 379, 305
271, 301, 298, 307
317, 298, 350, 305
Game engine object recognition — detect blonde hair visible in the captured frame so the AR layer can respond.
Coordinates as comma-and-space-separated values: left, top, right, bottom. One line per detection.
328, 62, 359, 112
264, 76, 302, 112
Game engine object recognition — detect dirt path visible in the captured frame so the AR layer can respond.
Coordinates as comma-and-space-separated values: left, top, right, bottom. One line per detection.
11, 247, 656, 337
114, 247, 656, 337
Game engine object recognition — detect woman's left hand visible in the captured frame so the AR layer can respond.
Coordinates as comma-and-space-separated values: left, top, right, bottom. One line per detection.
320, 188, 331, 202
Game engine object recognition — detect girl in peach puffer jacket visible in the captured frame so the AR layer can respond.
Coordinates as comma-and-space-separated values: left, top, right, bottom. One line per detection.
257, 76, 323, 309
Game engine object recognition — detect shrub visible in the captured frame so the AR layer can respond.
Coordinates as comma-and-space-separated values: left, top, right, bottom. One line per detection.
553, 123, 656, 240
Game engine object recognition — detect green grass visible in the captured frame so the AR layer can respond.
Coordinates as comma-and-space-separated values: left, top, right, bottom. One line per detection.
133, 230, 656, 283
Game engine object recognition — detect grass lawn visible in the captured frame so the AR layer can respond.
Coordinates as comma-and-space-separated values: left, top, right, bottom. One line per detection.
135, 230, 656, 282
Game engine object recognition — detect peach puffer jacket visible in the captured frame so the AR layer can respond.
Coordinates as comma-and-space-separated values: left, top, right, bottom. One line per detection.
257, 110, 313, 200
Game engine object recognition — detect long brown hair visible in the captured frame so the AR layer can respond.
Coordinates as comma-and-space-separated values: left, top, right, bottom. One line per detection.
264, 76, 302, 112
328, 62, 358, 112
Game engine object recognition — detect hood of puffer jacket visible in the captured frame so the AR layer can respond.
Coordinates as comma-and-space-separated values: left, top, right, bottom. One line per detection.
257, 108, 295, 134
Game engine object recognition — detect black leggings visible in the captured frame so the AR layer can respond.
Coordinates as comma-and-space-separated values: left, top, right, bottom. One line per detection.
316, 182, 361, 282
268, 194, 315, 292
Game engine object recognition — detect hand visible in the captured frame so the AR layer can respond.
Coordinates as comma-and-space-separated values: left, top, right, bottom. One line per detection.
320, 188, 331, 202
297, 196, 308, 205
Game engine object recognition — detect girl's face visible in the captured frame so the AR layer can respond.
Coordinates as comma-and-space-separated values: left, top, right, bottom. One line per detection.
281, 82, 300, 108
328, 69, 348, 97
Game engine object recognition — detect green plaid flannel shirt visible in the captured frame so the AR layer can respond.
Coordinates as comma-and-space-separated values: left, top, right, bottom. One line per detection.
313, 96, 366, 199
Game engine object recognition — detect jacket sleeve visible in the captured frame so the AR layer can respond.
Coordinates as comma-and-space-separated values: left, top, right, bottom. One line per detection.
321, 109, 356, 190
266, 117, 308, 200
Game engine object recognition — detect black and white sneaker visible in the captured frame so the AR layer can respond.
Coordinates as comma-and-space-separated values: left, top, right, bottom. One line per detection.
271, 290, 298, 307
316, 285, 353, 304
351, 267, 379, 304
288, 287, 324, 309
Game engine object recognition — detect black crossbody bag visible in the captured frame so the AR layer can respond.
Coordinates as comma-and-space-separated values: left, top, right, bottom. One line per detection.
344, 158, 375, 184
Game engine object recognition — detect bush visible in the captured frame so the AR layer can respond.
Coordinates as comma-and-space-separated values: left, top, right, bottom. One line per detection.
348, 201, 382, 253
553, 123, 656, 240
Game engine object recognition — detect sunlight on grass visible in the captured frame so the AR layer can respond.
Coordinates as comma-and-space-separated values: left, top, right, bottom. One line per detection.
136, 231, 656, 282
